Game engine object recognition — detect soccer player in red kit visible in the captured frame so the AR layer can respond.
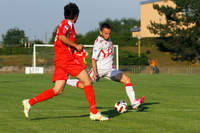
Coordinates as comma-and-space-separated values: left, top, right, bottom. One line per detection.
22, 3, 108, 121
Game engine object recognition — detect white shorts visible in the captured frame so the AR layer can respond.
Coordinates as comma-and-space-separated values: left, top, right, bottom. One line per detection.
89, 68, 122, 81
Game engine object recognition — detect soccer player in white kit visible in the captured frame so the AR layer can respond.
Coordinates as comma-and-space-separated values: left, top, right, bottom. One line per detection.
67, 23, 145, 109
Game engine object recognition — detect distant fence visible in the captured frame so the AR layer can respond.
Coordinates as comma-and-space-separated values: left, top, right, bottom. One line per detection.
0, 65, 200, 74
120, 65, 200, 74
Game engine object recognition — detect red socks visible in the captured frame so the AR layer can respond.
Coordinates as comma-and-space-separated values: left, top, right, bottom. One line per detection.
29, 88, 56, 106
76, 81, 80, 88
84, 85, 98, 114
28, 86, 98, 114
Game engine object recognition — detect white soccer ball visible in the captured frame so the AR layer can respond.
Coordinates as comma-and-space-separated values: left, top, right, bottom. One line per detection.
114, 100, 128, 113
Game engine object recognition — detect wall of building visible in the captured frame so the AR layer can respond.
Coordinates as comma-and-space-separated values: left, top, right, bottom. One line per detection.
132, 0, 175, 38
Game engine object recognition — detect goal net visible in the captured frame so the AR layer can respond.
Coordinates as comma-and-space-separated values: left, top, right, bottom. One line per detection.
27, 44, 118, 74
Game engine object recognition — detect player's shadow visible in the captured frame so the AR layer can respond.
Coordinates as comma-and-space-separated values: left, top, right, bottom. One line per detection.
30, 106, 112, 121
30, 114, 89, 121
101, 109, 121, 118
30, 102, 160, 121
137, 102, 160, 112
98, 106, 145, 119
78, 106, 121, 119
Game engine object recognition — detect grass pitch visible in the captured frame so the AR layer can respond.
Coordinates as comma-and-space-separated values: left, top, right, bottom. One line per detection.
0, 74, 200, 133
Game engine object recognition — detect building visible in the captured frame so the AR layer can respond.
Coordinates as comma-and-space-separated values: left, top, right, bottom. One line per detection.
132, 0, 175, 38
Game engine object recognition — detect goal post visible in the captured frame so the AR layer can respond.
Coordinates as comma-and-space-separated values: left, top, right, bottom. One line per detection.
27, 44, 119, 74
33, 44, 53, 68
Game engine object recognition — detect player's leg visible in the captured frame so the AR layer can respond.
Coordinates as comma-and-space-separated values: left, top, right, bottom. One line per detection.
76, 69, 96, 113
66, 78, 83, 88
22, 87, 56, 118
110, 69, 145, 109
52, 80, 66, 95
76, 69, 108, 121
120, 73, 145, 109
22, 66, 68, 118
66, 69, 96, 89
109, 70, 136, 105
22, 80, 66, 118
120, 73, 136, 104
29, 80, 65, 104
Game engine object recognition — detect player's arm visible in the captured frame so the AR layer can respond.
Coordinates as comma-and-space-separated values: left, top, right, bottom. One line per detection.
91, 39, 102, 80
59, 35, 83, 51
92, 59, 98, 80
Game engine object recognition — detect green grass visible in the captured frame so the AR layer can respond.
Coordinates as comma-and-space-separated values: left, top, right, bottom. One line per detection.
0, 55, 32, 66
0, 74, 200, 133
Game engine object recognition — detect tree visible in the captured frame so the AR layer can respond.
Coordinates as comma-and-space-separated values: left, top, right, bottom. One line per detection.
99, 18, 139, 33
33, 39, 44, 44
99, 18, 140, 46
49, 26, 58, 44
148, 0, 200, 63
50, 18, 140, 46
49, 18, 144, 66
2, 27, 26, 46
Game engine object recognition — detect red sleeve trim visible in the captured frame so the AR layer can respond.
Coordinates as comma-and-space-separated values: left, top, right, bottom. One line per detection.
125, 83, 133, 87
101, 49, 106, 58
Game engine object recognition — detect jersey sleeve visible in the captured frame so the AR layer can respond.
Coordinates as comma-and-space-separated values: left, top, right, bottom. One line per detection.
58, 23, 72, 36
92, 38, 102, 60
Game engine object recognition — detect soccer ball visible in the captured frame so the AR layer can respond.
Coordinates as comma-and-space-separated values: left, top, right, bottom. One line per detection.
114, 100, 128, 113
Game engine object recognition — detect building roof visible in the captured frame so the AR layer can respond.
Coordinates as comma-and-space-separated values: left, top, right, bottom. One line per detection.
140, 0, 162, 5
130, 27, 140, 32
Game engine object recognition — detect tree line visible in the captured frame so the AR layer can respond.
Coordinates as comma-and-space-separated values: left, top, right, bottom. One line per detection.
1, 18, 149, 65
1, 0, 200, 65
148, 0, 200, 64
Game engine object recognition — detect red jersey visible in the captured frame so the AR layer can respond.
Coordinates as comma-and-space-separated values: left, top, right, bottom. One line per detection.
54, 19, 76, 65
52, 19, 86, 82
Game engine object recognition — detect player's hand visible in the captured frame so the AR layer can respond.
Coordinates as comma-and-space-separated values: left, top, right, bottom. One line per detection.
75, 44, 83, 51
92, 74, 96, 80
92, 72, 98, 80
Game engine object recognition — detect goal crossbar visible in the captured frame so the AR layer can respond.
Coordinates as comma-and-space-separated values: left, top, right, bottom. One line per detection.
33, 44, 119, 70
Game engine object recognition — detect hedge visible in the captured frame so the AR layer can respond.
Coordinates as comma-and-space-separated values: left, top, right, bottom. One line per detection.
0, 47, 33, 55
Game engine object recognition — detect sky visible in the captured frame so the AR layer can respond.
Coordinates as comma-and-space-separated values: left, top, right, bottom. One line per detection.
0, 0, 141, 42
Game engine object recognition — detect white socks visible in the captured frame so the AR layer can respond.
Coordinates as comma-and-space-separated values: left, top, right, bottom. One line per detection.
125, 83, 136, 105
66, 79, 79, 87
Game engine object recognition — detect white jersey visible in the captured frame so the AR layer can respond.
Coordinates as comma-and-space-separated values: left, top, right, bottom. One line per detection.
92, 36, 114, 70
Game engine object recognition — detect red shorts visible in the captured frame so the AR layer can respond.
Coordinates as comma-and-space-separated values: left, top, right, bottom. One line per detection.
52, 57, 86, 82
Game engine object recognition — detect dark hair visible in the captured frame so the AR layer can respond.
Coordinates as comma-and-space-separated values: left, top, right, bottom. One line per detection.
100, 23, 111, 31
64, 3, 79, 19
